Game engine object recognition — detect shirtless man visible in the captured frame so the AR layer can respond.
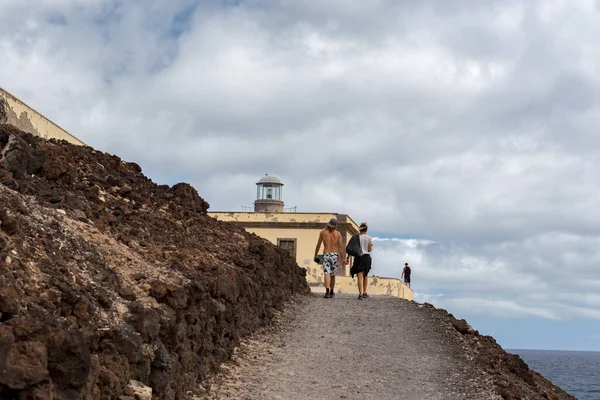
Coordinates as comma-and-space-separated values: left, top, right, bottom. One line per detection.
314, 218, 348, 298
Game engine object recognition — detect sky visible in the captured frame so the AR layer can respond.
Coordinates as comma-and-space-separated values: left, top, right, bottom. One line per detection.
1, 0, 600, 351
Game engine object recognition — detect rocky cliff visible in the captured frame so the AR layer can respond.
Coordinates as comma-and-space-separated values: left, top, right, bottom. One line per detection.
0, 125, 309, 399
425, 303, 576, 400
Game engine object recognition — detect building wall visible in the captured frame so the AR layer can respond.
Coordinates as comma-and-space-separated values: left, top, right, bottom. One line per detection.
210, 212, 361, 283
210, 211, 414, 300
0, 88, 85, 146
244, 226, 331, 283
211, 212, 352, 225
248, 224, 414, 299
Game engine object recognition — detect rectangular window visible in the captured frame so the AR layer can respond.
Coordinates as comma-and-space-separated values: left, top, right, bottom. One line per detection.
277, 238, 297, 259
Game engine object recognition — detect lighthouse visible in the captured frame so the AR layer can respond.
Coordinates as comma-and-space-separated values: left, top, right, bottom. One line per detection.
254, 173, 284, 212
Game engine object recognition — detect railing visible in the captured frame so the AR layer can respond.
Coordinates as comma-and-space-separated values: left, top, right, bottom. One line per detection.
240, 206, 298, 212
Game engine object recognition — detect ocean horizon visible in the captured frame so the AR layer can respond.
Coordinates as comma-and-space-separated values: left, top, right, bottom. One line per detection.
509, 349, 600, 400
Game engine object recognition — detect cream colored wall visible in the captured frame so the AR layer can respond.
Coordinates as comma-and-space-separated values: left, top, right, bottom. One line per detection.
335, 276, 413, 300
245, 226, 338, 284
0, 88, 85, 146
210, 212, 359, 231
210, 212, 358, 284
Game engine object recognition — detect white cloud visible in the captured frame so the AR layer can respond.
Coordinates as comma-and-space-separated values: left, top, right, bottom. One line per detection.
2, 1, 600, 329
438, 298, 558, 320
369, 234, 600, 321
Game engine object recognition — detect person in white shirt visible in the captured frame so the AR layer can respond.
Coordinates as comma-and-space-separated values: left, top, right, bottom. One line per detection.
350, 222, 372, 300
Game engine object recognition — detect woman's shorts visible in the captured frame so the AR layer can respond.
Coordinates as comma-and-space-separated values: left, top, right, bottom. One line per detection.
350, 254, 372, 277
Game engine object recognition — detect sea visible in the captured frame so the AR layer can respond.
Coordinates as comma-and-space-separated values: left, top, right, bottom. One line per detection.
509, 349, 600, 400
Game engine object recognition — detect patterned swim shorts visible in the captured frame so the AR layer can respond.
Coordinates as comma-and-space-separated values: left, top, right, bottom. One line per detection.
322, 252, 339, 276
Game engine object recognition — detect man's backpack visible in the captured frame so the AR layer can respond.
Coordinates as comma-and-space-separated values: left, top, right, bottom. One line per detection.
346, 234, 363, 258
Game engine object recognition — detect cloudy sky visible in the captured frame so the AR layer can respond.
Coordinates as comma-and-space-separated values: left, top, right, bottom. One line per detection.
2, 0, 600, 351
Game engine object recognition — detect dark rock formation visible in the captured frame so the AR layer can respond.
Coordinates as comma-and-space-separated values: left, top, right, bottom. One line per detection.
0, 125, 309, 399
421, 302, 576, 400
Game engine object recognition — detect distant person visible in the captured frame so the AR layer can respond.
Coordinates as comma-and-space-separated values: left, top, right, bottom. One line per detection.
401, 262, 411, 288
350, 222, 372, 300
314, 218, 347, 298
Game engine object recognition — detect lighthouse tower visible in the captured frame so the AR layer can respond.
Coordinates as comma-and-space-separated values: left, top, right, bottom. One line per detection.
254, 174, 284, 212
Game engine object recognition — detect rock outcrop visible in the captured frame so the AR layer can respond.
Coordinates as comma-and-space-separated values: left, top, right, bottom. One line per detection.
0, 125, 309, 399
422, 303, 576, 400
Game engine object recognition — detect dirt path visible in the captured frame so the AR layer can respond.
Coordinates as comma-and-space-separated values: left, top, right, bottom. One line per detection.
196, 294, 499, 400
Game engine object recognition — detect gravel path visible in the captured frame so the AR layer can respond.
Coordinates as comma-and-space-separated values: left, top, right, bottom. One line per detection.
197, 294, 499, 400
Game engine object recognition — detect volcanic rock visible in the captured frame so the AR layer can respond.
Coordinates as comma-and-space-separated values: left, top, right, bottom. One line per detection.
0, 125, 309, 399
423, 304, 576, 399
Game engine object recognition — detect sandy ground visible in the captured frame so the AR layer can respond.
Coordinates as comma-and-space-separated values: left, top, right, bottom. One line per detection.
194, 294, 499, 400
